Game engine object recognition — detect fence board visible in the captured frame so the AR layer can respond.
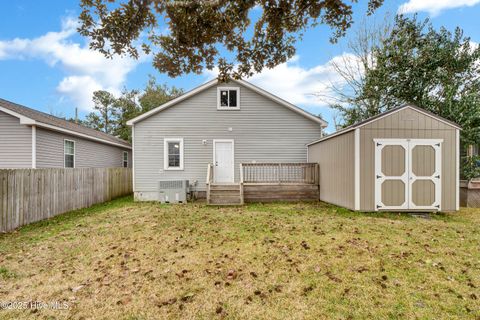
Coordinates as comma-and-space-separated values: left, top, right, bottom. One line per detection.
0, 168, 132, 233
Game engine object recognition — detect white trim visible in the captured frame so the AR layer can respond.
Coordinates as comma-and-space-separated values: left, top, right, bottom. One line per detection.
64, 139, 75, 168
236, 79, 327, 126
127, 80, 219, 125
354, 128, 360, 210
213, 139, 235, 183
307, 105, 461, 146
36, 122, 131, 149
374, 139, 410, 211
456, 129, 460, 210
408, 139, 442, 211
31, 125, 36, 168
374, 138, 443, 211
123, 151, 128, 168
0, 106, 131, 149
132, 124, 135, 191
0, 106, 36, 125
164, 138, 184, 170
126, 79, 328, 127
217, 87, 240, 110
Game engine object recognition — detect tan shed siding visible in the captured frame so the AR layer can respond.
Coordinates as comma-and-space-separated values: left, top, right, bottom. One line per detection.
308, 131, 355, 209
134, 83, 322, 195
36, 128, 131, 168
360, 108, 456, 211
0, 111, 32, 168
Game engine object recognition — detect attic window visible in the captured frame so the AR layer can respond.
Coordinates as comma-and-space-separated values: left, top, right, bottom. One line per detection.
217, 87, 240, 110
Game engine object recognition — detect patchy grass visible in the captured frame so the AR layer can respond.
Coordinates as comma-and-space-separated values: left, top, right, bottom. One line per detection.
0, 197, 479, 319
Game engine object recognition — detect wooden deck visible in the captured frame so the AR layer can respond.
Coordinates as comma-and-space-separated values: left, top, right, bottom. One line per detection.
206, 163, 319, 205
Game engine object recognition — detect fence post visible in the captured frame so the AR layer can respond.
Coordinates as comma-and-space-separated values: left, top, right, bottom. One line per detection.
278, 163, 281, 183
0, 168, 132, 233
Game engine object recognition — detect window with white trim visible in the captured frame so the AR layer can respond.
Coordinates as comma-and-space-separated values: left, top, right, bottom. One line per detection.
123, 151, 128, 168
64, 140, 75, 168
164, 138, 184, 170
217, 87, 240, 109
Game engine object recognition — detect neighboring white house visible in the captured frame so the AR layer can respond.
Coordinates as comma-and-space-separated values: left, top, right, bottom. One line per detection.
127, 78, 327, 201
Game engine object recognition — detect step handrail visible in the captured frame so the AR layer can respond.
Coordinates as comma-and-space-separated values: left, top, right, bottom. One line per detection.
206, 163, 213, 204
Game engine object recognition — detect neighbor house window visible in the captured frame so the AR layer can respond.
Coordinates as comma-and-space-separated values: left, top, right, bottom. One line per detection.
123, 151, 128, 168
217, 87, 240, 110
164, 138, 184, 170
64, 140, 75, 168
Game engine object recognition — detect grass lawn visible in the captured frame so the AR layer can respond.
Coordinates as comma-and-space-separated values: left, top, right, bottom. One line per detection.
0, 197, 479, 319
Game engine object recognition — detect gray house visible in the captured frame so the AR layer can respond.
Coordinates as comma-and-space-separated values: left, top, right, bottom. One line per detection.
127, 79, 327, 201
0, 98, 131, 169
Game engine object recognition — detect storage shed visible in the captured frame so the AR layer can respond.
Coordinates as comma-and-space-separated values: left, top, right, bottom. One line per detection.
308, 104, 461, 212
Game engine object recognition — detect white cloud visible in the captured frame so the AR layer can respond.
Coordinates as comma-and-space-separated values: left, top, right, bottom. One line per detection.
0, 17, 144, 110
398, 0, 480, 16
204, 53, 362, 110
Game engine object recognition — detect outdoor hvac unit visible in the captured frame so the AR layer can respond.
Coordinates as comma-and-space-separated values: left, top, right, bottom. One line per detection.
158, 180, 189, 203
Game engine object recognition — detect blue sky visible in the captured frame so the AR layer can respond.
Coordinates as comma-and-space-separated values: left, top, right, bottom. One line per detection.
0, 0, 479, 132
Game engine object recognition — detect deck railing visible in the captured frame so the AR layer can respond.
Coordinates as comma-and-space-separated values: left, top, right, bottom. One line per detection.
241, 163, 319, 184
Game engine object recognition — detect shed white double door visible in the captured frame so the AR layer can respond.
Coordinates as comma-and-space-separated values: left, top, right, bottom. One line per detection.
374, 139, 442, 211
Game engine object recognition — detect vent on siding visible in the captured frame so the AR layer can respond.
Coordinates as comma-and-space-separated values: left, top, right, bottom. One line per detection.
159, 180, 184, 189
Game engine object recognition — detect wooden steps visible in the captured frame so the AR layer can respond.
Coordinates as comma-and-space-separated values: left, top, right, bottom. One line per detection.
208, 183, 243, 205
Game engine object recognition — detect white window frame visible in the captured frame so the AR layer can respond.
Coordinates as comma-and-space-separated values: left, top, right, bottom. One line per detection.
164, 138, 184, 170
217, 87, 240, 110
64, 139, 75, 168
123, 151, 128, 168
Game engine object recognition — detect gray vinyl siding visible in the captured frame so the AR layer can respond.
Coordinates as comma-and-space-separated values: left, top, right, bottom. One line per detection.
308, 131, 355, 209
0, 111, 32, 168
133, 83, 323, 198
36, 128, 131, 168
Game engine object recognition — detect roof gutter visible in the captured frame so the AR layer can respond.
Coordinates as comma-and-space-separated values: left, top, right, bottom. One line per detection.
34, 122, 132, 149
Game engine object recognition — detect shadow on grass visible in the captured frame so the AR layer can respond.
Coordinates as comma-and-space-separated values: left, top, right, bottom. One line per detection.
244, 200, 452, 222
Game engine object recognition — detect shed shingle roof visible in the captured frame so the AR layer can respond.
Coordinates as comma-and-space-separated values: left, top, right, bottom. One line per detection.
0, 98, 131, 148
307, 104, 461, 146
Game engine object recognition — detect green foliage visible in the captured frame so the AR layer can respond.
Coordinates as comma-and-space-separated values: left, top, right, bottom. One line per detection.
80, 76, 183, 142
139, 75, 184, 113
85, 90, 118, 134
78, 0, 384, 80
334, 16, 480, 175
0, 266, 16, 279
113, 89, 140, 141
461, 155, 480, 180
336, 16, 480, 138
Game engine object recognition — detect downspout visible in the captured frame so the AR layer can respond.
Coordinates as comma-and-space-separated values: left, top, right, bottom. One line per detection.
32, 125, 36, 168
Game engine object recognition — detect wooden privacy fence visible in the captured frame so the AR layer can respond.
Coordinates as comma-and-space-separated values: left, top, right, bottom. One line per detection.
241, 163, 319, 184
0, 168, 132, 233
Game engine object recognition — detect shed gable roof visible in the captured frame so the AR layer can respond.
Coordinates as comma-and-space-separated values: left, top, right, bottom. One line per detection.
0, 98, 131, 149
126, 79, 328, 127
307, 104, 461, 146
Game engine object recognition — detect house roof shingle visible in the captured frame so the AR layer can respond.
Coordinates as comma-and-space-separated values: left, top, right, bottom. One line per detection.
0, 98, 131, 148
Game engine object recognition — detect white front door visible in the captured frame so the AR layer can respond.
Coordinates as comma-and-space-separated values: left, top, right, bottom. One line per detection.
213, 140, 234, 183
375, 139, 442, 211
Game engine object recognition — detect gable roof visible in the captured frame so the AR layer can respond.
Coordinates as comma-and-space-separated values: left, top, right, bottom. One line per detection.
126, 78, 328, 127
0, 98, 131, 149
307, 104, 461, 146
